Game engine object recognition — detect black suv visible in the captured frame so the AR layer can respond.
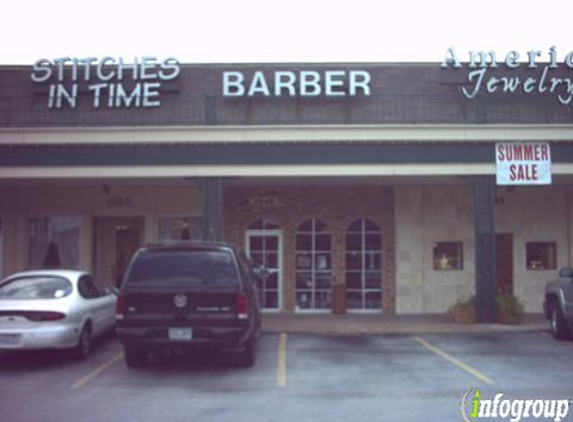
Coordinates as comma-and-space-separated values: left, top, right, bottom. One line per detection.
116, 242, 261, 368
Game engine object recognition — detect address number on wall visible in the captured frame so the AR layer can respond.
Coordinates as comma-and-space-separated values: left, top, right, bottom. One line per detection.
107, 197, 133, 207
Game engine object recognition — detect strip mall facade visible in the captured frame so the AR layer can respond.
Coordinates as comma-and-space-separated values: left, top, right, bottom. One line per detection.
1, 57, 573, 319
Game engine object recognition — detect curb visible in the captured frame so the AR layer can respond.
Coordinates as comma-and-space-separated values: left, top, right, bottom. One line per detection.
261, 323, 549, 336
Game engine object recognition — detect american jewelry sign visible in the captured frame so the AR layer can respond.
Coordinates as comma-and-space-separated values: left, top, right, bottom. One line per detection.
441, 47, 573, 108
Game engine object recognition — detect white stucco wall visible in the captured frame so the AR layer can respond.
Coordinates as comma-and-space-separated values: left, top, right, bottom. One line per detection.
396, 185, 475, 313
396, 183, 573, 314
496, 186, 571, 312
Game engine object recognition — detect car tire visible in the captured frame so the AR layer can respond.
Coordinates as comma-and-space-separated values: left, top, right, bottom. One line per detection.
124, 346, 147, 368
551, 304, 570, 340
72, 325, 92, 361
236, 336, 256, 368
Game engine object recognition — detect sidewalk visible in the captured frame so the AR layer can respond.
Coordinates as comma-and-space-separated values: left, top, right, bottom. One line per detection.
261, 313, 548, 336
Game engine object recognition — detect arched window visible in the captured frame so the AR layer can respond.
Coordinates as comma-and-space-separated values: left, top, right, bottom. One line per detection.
248, 218, 279, 230
295, 218, 332, 311
345, 218, 382, 311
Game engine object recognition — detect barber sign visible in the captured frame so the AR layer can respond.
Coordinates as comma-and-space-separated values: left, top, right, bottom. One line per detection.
495, 143, 552, 185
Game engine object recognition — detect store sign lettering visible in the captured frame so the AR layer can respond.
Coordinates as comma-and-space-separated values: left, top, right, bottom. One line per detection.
248, 195, 284, 208
441, 47, 573, 108
495, 143, 552, 185
31, 57, 181, 109
222, 70, 371, 98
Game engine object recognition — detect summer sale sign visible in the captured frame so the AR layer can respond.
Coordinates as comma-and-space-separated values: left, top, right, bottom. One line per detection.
495, 143, 552, 185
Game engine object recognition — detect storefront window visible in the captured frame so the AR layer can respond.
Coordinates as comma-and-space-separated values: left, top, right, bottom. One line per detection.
158, 217, 201, 242
295, 218, 332, 311
433, 242, 463, 270
248, 219, 279, 230
345, 218, 382, 311
526, 242, 556, 270
29, 217, 81, 269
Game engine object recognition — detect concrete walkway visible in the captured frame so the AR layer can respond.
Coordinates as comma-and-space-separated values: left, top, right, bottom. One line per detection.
261, 313, 549, 335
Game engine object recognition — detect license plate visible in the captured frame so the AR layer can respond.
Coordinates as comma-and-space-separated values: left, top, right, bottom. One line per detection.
0, 334, 22, 347
168, 328, 192, 341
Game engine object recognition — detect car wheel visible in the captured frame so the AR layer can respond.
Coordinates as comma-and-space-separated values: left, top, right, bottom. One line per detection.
551, 305, 570, 340
236, 336, 256, 368
72, 325, 92, 361
124, 346, 147, 368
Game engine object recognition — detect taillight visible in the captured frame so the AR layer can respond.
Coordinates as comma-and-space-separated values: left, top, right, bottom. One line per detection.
116, 294, 126, 320
236, 293, 249, 320
24, 311, 66, 322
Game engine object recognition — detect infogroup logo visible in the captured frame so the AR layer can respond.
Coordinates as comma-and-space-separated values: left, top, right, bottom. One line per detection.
460, 388, 571, 422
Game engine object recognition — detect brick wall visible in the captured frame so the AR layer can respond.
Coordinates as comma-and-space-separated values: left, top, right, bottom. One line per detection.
223, 184, 395, 313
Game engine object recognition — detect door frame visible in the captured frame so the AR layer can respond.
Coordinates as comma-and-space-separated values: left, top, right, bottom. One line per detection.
496, 233, 514, 294
245, 229, 283, 313
92, 216, 144, 288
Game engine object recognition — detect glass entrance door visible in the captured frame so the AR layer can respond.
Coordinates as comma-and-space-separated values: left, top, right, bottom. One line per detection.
246, 230, 282, 311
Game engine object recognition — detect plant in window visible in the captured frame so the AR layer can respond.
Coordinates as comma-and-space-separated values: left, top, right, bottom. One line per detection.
43, 242, 62, 268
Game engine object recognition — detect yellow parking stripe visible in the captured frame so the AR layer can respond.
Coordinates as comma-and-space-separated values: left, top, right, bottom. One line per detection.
277, 333, 287, 387
72, 351, 124, 390
413, 336, 495, 385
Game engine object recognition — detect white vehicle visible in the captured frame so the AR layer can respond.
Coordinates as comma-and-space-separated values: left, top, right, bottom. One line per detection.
0, 270, 117, 359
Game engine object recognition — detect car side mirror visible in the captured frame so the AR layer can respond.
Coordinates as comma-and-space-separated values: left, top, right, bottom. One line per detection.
558, 267, 573, 279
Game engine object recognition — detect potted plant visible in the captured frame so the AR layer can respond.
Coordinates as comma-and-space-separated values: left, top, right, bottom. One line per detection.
496, 292, 524, 324
450, 292, 524, 324
450, 294, 476, 324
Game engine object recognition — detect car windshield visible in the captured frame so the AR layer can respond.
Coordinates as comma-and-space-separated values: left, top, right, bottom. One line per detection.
0, 276, 73, 300
128, 250, 238, 284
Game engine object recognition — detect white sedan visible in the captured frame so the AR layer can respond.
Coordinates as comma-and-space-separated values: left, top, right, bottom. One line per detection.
0, 269, 117, 360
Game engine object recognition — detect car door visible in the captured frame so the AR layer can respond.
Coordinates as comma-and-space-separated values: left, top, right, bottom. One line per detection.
78, 275, 114, 337
97, 283, 118, 331
238, 251, 261, 324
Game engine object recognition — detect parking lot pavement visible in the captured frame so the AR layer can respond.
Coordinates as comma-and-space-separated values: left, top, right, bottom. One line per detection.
0, 331, 572, 422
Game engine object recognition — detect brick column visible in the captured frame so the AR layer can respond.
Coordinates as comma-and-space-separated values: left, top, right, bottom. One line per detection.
202, 178, 224, 241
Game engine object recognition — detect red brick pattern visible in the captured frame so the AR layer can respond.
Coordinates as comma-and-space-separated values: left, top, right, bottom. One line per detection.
223, 185, 395, 313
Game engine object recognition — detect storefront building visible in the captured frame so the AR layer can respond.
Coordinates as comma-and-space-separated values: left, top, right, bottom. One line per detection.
1, 53, 573, 318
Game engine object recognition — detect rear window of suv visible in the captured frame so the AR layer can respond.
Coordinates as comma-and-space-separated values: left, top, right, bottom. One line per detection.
127, 249, 239, 285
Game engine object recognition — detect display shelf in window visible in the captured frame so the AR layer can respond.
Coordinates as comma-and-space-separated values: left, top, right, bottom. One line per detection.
433, 242, 463, 270
295, 218, 333, 311
344, 218, 383, 311
526, 242, 556, 270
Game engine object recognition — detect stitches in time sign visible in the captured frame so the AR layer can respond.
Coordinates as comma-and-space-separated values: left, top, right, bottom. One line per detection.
31, 57, 181, 109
